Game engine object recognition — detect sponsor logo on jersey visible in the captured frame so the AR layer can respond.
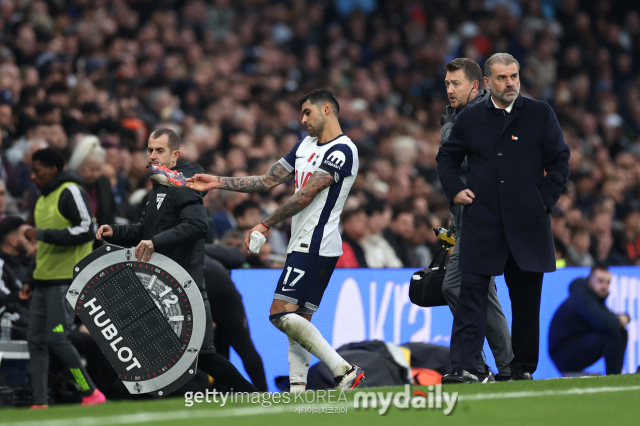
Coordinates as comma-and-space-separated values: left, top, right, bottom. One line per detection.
325, 151, 346, 170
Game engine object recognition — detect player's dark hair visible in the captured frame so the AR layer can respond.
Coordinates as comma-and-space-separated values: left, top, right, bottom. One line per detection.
0, 216, 26, 245
151, 128, 181, 151
32, 147, 65, 172
233, 200, 261, 219
589, 263, 610, 277
298, 89, 340, 116
445, 58, 483, 89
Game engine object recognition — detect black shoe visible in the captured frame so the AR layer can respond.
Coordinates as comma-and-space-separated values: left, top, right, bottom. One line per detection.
509, 371, 533, 381
442, 369, 479, 384
495, 372, 511, 382
476, 363, 495, 383
477, 370, 495, 383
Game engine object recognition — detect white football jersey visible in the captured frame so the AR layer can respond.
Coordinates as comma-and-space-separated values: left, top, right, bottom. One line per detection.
279, 133, 359, 257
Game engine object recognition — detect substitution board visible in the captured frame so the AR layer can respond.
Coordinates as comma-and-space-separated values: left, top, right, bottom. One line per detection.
66, 244, 205, 396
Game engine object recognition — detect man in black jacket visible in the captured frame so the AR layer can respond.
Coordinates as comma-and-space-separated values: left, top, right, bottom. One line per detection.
549, 264, 629, 375
0, 216, 34, 340
204, 249, 268, 391
436, 53, 570, 382
96, 128, 257, 393
439, 58, 513, 382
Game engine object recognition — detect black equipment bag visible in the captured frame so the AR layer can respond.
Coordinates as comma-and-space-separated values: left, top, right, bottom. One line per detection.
409, 245, 449, 307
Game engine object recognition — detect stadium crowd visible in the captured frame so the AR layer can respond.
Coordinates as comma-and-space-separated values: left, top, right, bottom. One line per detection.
0, 0, 638, 270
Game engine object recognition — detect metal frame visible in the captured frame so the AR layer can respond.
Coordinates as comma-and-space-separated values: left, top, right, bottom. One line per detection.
66, 246, 205, 395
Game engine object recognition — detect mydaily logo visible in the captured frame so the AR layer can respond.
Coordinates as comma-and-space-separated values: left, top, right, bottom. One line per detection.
354, 385, 458, 415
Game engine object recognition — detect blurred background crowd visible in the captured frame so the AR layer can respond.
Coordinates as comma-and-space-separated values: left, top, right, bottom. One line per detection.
0, 0, 639, 269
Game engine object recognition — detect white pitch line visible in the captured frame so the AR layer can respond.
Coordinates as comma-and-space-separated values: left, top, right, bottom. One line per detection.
457, 385, 640, 401
3, 385, 640, 426
0, 405, 295, 426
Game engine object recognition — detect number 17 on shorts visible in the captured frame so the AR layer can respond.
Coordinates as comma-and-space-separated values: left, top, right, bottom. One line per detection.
273, 252, 339, 312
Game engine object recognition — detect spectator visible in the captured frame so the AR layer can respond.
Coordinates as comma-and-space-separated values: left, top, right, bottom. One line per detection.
0, 101, 15, 148
7, 138, 47, 212
213, 190, 248, 239
611, 201, 640, 265
361, 201, 402, 268
0, 179, 8, 219
589, 209, 616, 264
566, 226, 595, 266
233, 199, 262, 231
383, 204, 414, 267
336, 208, 368, 268
0, 216, 35, 340
68, 135, 117, 246
555, 238, 568, 268
549, 264, 629, 375
550, 206, 571, 247
408, 215, 436, 268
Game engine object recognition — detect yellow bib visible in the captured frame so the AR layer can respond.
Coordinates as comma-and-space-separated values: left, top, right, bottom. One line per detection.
33, 182, 92, 280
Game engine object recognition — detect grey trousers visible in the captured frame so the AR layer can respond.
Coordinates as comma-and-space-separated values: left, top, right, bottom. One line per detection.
27, 285, 96, 405
442, 235, 513, 375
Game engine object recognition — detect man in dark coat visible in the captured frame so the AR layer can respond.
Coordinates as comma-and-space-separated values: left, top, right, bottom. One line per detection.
436, 53, 570, 382
440, 58, 513, 382
549, 264, 629, 375
97, 128, 257, 392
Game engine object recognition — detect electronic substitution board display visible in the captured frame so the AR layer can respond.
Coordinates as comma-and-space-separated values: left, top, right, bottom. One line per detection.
66, 244, 205, 396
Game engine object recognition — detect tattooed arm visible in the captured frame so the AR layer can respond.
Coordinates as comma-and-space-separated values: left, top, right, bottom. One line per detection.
186, 161, 293, 193
243, 170, 335, 249
263, 170, 334, 228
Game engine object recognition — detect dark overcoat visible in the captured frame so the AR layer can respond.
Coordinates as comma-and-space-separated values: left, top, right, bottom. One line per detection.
436, 94, 570, 276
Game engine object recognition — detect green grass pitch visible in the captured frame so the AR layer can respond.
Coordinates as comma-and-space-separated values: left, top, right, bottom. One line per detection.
1, 374, 639, 426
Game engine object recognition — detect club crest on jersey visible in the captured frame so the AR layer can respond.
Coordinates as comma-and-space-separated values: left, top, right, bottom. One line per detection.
156, 193, 166, 210
325, 151, 346, 170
